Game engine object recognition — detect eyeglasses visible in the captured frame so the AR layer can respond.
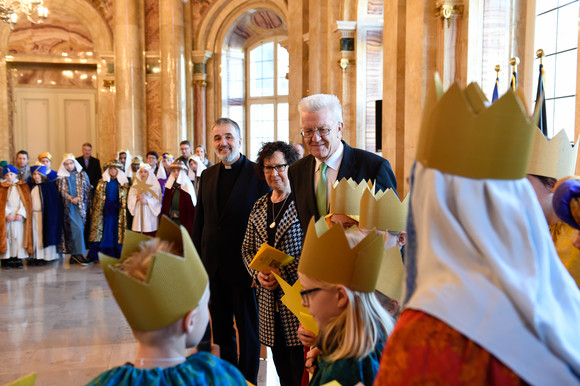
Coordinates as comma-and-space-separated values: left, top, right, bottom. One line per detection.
263, 164, 288, 173
300, 126, 333, 138
299, 287, 322, 304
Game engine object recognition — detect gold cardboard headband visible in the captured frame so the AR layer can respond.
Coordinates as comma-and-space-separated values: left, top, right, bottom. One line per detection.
329, 178, 373, 219
359, 188, 409, 232
416, 73, 541, 179
376, 246, 405, 301
298, 218, 384, 292
527, 129, 579, 180
100, 217, 209, 331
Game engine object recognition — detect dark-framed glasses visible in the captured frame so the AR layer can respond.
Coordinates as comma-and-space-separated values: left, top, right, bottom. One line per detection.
299, 287, 322, 303
263, 164, 288, 173
300, 126, 332, 138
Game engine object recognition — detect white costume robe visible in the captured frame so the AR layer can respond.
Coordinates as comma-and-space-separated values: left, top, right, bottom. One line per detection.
128, 171, 162, 232
3, 184, 27, 259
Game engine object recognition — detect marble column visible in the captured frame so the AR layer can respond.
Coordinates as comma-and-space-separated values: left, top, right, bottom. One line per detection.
288, 0, 306, 147
159, 0, 187, 154
114, 0, 146, 156
335, 21, 357, 146
308, 0, 331, 94
192, 50, 212, 148
0, 55, 9, 160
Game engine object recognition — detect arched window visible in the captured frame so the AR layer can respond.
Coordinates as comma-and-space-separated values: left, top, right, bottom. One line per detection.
534, 1, 579, 139
246, 37, 289, 160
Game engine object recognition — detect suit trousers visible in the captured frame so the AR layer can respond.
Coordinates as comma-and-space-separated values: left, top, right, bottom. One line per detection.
209, 271, 260, 384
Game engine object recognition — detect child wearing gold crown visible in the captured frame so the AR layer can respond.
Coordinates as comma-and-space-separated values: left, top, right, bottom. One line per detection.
161, 160, 196, 233
87, 218, 246, 385
297, 219, 394, 385
375, 76, 580, 384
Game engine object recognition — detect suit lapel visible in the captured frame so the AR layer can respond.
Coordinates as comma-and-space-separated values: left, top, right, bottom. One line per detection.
219, 155, 253, 221
203, 164, 221, 220
337, 141, 355, 181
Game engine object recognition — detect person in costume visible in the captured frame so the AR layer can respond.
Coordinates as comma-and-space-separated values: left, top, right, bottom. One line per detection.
527, 128, 580, 287
128, 163, 161, 236
88, 160, 129, 261
57, 153, 92, 265
187, 154, 206, 197
551, 176, 580, 289
29, 164, 63, 265
87, 217, 246, 386
156, 153, 174, 196
297, 177, 372, 382
130, 156, 143, 177
297, 219, 394, 386
161, 160, 196, 233
359, 188, 408, 317
117, 149, 133, 182
374, 76, 580, 385
37, 152, 58, 181
145, 151, 159, 174
241, 141, 303, 386
0, 165, 32, 269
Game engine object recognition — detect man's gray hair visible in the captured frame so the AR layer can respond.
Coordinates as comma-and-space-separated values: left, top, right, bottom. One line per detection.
298, 94, 343, 124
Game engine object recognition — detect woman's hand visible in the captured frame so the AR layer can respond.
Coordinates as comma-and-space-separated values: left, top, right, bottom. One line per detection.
257, 271, 280, 291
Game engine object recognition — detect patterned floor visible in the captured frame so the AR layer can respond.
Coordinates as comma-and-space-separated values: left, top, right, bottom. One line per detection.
0, 257, 280, 385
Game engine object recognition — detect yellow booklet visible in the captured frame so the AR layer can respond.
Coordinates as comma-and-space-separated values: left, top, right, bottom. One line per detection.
249, 243, 294, 272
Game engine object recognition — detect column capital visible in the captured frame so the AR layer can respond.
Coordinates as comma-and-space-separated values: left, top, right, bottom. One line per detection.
334, 21, 357, 38
192, 50, 213, 65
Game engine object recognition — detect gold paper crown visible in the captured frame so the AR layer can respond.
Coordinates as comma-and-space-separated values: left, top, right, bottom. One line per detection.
527, 129, 579, 180
103, 159, 124, 170
298, 218, 384, 292
131, 156, 143, 165
376, 246, 405, 301
100, 217, 209, 331
168, 160, 187, 171
38, 152, 52, 161
329, 178, 373, 220
359, 189, 409, 232
62, 153, 75, 161
416, 74, 541, 179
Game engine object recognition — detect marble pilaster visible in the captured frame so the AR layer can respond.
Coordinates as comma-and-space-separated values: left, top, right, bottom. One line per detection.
114, 0, 146, 156
0, 55, 9, 160
288, 0, 305, 147
192, 50, 212, 148
160, 0, 187, 154
335, 21, 357, 146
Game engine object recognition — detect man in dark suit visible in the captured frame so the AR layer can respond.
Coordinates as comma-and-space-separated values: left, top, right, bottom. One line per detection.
192, 118, 270, 384
289, 94, 397, 233
76, 142, 102, 189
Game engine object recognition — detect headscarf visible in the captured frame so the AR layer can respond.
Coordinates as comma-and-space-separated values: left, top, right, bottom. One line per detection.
403, 161, 580, 384
102, 160, 129, 185
57, 153, 83, 177
156, 153, 174, 180
132, 163, 161, 192
187, 155, 207, 180
117, 149, 133, 179
166, 163, 196, 206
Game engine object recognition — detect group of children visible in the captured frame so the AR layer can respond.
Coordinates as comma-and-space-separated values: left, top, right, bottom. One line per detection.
0, 149, 205, 268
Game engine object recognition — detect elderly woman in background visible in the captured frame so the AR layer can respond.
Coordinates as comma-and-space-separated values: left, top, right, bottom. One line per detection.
241, 141, 303, 386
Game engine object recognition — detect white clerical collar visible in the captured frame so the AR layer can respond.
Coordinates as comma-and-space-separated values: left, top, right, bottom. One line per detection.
315, 141, 344, 172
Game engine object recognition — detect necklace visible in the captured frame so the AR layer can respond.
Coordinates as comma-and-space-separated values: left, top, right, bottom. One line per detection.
270, 193, 289, 229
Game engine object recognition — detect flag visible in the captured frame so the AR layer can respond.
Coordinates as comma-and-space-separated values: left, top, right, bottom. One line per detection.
492, 76, 499, 103
535, 63, 548, 137
510, 70, 517, 91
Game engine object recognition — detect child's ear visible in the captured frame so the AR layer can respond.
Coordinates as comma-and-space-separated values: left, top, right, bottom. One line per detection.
335, 285, 349, 309
182, 309, 197, 334
398, 231, 408, 247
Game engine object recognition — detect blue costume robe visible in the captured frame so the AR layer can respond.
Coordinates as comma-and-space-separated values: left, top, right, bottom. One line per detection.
87, 352, 246, 386
37, 180, 63, 248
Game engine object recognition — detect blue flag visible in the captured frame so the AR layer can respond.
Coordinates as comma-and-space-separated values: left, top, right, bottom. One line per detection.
492, 77, 499, 103
535, 63, 548, 137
